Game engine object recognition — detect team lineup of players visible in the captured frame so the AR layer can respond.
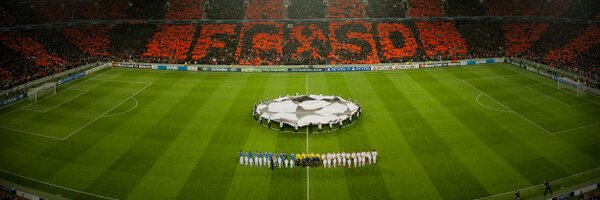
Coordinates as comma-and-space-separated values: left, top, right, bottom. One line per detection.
239, 150, 378, 168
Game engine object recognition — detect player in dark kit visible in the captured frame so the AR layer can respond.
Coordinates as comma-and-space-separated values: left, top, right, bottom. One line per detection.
544, 179, 552, 196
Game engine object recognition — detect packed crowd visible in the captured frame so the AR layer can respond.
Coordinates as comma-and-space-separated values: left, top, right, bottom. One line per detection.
245, 0, 284, 20
0, 188, 25, 200
2, 0, 598, 24
238, 150, 378, 169
327, 0, 365, 19
1, 0, 599, 90
366, 0, 405, 19
578, 189, 600, 200
287, 0, 326, 19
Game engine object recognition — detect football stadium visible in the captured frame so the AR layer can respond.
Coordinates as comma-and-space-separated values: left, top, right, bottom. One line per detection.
0, 0, 599, 200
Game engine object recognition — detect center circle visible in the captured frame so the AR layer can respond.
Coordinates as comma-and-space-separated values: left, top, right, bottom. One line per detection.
253, 94, 362, 130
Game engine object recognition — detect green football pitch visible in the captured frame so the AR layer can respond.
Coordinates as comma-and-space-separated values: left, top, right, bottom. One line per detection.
0, 63, 599, 200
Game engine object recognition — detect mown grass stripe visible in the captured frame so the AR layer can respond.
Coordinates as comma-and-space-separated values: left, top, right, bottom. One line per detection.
175, 74, 269, 200
366, 72, 488, 199
81, 73, 222, 198
413, 70, 564, 193
265, 74, 307, 200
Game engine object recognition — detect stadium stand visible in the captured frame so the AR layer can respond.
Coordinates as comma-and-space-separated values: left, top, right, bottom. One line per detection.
375, 22, 418, 63
328, 21, 379, 64
443, 0, 484, 17
366, 0, 406, 18
0, 0, 599, 90
327, 0, 366, 19
408, 0, 467, 60
365, 0, 405, 18
143, 0, 203, 63
109, 24, 157, 62
283, 23, 329, 65
287, 0, 326, 19
207, 0, 244, 19
191, 24, 239, 64
236, 22, 285, 65
245, 0, 284, 20
63, 26, 111, 57
544, 23, 600, 73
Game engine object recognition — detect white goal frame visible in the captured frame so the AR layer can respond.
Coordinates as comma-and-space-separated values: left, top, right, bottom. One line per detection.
27, 82, 57, 102
557, 77, 585, 97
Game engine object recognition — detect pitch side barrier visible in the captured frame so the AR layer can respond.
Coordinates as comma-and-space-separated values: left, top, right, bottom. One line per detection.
114, 57, 504, 74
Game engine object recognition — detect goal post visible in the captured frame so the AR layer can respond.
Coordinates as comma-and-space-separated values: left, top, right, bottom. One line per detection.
556, 76, 585, 96
27, 82, 57, 102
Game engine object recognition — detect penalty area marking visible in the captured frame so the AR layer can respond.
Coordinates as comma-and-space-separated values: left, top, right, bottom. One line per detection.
475, 93, 512, 113
102, 98, 138, 118
526, 84, 573, 107
0, 68, 114, 119
462, 80, 552, 134
0, 80, 152, 141
0, 168, 119, 200
501, 64, 600, 106
62, 82, 152, 140
465, 80, 600, 135
20, 89, 89, 113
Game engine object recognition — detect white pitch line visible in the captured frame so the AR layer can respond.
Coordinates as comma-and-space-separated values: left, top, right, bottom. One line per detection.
102, 98, 139, 118
552, 122, 600, 135
474, 166, 600, 200
21, 90, 89, 113
0, 68, 114, 119
501, 65, 600, 106
61, 82, 152, 140
462, 80, 552, 134
0, 168, 119, 200
475, 93, 512, 113
90, 78, 149, 85
305, 73, 310, 200
0, 125, 63, 140
526, 85, 572, 107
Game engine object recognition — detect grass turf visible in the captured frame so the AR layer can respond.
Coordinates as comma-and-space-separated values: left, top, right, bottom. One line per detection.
0, 63, 599, 200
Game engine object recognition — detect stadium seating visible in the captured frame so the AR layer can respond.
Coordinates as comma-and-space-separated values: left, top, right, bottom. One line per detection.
544, 24, 600, 70
287, 0, 326, 19
327, 0, 366, 19
284, 23, 329, 65
376, 22, 418, 62
245, 0, 284, 20
236, 22, 285, 65
408, 0, 467, 60
143, 24, 196, 63
365, 0, 405, 18
63, 26, 111, 57
328, 21, 379, 64
0, 0, 599, 90
191, 24, 239, 64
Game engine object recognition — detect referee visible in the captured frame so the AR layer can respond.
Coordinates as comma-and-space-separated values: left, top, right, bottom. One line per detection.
544, 179, 552, 196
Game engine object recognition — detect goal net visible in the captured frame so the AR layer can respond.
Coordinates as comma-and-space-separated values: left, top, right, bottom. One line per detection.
557, 77, 585, 96
27, 82, 57, 102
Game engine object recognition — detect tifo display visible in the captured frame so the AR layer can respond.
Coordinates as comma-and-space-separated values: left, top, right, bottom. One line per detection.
253, 94, 362, 131
239, 150, 378, 169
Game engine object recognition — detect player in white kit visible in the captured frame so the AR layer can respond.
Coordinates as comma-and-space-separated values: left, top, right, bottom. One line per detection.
239, 151, 245, 166
322, 153, 327, 168
360, 150, 366, 166
331, 153, 337, 168
346, 154, 352, 168
366, 151, 372, 165
372, 149, 378, 164
352, 152, 358, 167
